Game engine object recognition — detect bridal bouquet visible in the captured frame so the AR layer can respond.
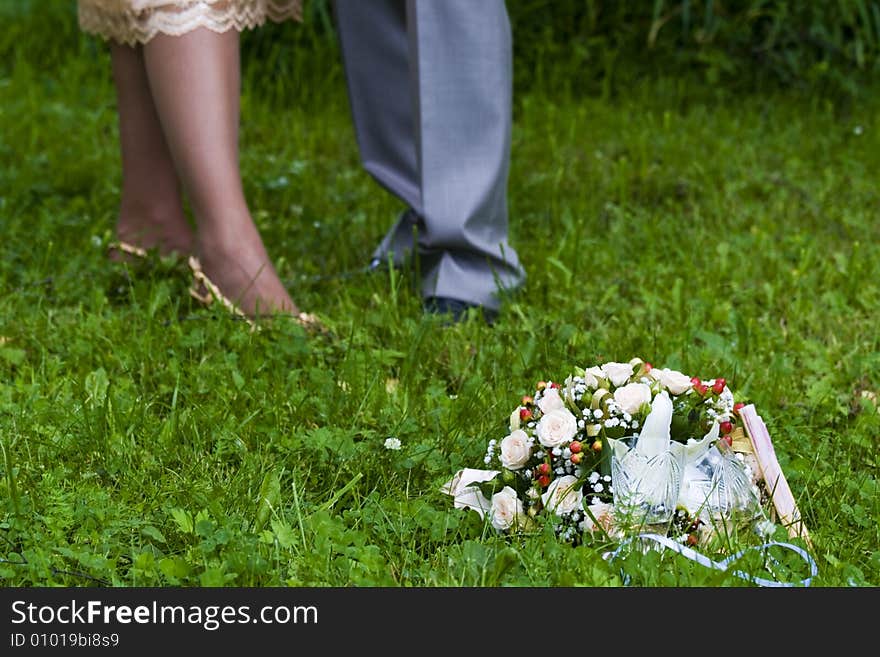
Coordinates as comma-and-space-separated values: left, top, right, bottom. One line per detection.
443, 358, 769, 546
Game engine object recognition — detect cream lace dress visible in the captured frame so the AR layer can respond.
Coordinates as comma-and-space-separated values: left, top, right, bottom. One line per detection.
78, 0, 302, 46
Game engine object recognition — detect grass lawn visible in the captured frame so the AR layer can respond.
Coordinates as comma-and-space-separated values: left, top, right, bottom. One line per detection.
1, 3, 878, 587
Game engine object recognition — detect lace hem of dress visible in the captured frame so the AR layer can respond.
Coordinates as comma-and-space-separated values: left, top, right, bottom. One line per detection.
78, 1, 302, 46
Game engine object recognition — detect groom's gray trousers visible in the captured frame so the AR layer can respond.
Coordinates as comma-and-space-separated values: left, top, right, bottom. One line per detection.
333, 0, 526, 310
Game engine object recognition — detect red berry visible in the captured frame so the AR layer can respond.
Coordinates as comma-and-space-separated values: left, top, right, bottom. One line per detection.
570, 453, 582, 465
712, 378, 726, 395
519, 407, 532, 421
719, 420, 733, 435
522, 395, 534, 405
591, 440, 603, 452
695, 384, 708, 396
537, 463, 551, 475
550, 381, 561, 389
538, 475, 551, 487
733, 402, 745, 415
644, 362, 653, 372
721, 435, 733, 447
686, 534, 699, 546
690, 376, 701, 386
569, 441, 582, 454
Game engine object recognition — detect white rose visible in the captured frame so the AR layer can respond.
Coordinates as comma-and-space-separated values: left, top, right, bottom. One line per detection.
536, 408, 578, 448
440, 468, 500, 519
499, 429, 531, 470
490, 486, 524, 531
581, 502, 615, 532
649, 368, 693, 395
613, 382, 652, 415
509, 407, 521, 431
583, 366, 604, 388
537, 387, 565, 413
601, 362, 634, 387
541, 475, 583, 516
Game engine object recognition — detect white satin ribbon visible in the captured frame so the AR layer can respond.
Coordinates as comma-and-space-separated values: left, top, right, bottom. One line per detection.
604, 532, 817, 587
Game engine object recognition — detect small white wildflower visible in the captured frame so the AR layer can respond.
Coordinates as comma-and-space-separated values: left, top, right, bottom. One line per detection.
603, 475, 611, 482
631, 421, 639, 429
555, 467, 565, 475
604, 418, 619, 428
593, 409, 604, 419
594, 483, 604, 493
562, 448, 572, 459
591, 496, 600, 505
589, 471, 600, 484
577, 420, 585, 429
483, 455, 492, 464
384, 437, 402, 450
552, 447, 562, 456
754, 519, 776, 538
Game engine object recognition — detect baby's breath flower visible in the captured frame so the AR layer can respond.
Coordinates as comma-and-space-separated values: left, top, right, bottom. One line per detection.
384, 437, 402, 451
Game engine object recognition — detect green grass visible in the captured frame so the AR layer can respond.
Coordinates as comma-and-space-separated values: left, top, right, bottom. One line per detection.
1, 4, 878, 588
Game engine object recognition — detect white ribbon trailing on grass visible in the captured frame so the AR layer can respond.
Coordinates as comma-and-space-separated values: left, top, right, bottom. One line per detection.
604, 533, 818, 587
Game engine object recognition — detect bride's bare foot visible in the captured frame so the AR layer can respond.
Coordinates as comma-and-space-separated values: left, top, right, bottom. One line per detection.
193, 227, 301, 319
112, 205, 196, 260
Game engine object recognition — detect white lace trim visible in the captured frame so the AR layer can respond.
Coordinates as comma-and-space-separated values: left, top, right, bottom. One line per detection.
78, 0, 302, 46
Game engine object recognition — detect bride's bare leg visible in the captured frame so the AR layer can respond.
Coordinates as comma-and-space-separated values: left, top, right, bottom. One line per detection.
142, 28, 299, 318
110, 43, 194, 256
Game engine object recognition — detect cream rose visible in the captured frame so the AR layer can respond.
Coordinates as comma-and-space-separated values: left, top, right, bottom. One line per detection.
508, 407, 522, 431
649, 367, 693, 395
537, 387, 565, 413
536, 408, 578, 447
613, 382, 652, 415
490, 486, 524, 531
601, 362, 634, 387
583, 366, 604, 388
581, 502, 614, 532
541, 475, 583, 516
499, 429, 531, 470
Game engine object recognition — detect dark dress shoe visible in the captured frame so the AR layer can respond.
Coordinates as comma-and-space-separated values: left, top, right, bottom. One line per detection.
423, 296, 497, 325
